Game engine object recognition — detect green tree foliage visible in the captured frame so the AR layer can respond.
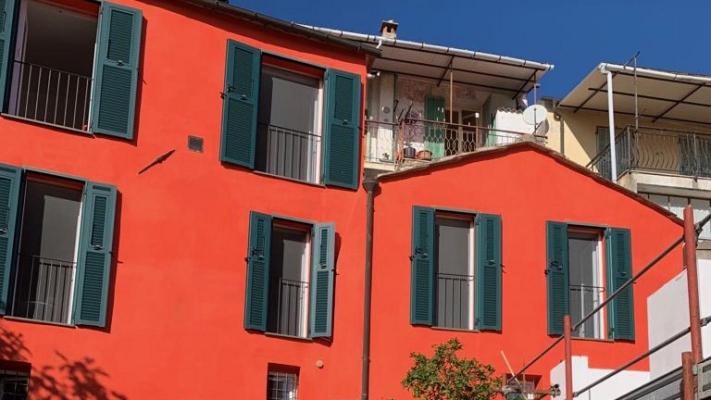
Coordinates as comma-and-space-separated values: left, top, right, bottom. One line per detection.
402, 338, 500, 400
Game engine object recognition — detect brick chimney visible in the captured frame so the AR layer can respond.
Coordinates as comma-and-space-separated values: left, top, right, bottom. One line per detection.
380, 20, 398, 39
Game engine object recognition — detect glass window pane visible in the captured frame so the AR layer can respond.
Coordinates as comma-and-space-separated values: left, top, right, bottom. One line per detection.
568, 233, 602, 339
434, 215, 473, 329
267, 225, 309, 337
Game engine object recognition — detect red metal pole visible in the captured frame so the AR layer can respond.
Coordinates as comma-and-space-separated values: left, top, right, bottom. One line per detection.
682, 351, 694, 399
684, 205, 703, 364
564, 314, 573, 400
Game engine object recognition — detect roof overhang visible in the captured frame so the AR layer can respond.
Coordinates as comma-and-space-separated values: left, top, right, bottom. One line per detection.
559, 63, 711, 125
301, 26, 554, 97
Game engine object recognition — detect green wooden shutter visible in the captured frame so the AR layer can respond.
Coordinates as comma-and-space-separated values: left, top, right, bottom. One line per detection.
0, 164, 20, 315
310, 223, 335, 338
475, 214, 501, 331
546, 221, 569, 336
244, 212, 272, 331
606, 228, 634, 341
91, 2, 142, 139
0, 0, 17, 109
220, 40, 261, 168
411, 207, 434, 325
323, 69, 361, 189
74, 183, 117, 327
424, 96, 445, 159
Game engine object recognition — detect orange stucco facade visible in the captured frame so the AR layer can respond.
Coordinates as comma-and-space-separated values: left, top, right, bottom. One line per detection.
0, 0, 369, 398
368, 145, 684, 398
0, 1, 689, 399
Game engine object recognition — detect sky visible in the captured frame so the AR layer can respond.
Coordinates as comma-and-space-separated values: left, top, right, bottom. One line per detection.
229, 0, 710, 99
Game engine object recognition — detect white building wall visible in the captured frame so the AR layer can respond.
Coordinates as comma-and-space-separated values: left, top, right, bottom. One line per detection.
550, 356, 649, 400
647, 259, 711, 379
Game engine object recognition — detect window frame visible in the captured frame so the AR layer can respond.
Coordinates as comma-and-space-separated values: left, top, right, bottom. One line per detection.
8, 172, 85, 325
566, 225, 607, 340
267, 364, 299, 400
255, 58, 326, 185
267, 219, 313, 339
433, 210, 476, 331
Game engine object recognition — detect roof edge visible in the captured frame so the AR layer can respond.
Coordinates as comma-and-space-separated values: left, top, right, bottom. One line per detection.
376, 141, 683, 226
300, 25, 554, 72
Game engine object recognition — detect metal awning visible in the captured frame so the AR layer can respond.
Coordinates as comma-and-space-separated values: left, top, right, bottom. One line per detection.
299, 25, 554, 97
560, 63, 711, 125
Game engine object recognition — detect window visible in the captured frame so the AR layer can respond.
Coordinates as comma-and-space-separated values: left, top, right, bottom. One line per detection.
641, 193, 711, 240
0, 164, 117, 327
267, 366, 298, 400
410, 207, 501, 331
256, 64, 323, 184
244, 212, 336, 339
9, 174, 82, 324
504, 374, 540, 400
546, 222, 634, 341
0, 370, 29, 400
267, 222, 311, 337
568, 230, 604, 339
434, 213, 475, 330
220, 40, 361, 189
0, 0, 142, 138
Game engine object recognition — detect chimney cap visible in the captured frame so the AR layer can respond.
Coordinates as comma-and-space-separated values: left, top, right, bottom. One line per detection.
380, 19, 399, 39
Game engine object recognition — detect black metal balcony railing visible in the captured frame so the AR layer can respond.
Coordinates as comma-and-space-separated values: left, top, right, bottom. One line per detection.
435, 272, 474, 330
569, 284, 605, 339
256, 123, 322, 184
8, 60, 91, 131
365, 119, 546, 170
10, 254, 76, 324
267, 277, 309, 337
588, 126, 711, 180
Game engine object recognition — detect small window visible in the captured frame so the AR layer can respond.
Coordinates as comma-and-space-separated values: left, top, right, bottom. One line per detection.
9, 173, 83, 324
267, 365, 298, 400
0, 368, 30, 400
256, 60, 323, 184
434, 212, 475, 330
266, 221, 311, 338
568, 228, 605, 339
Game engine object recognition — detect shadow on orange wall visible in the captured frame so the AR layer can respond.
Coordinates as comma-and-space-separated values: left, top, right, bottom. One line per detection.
0, 326, 127, 400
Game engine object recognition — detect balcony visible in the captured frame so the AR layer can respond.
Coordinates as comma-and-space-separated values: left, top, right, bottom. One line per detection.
365, 118, 546, 172
7, 60, 91, 131
588, 126, 711, 181
267, 277, 309, 337
9, 254, 76, 324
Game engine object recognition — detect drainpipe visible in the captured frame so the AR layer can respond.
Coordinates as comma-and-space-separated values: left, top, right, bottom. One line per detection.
361, 176, 379, 400
600, 64, 618, 180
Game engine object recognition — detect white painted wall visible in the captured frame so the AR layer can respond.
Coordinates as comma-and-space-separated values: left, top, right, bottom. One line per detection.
550, 356, 649, 400
647, 259, 711, 379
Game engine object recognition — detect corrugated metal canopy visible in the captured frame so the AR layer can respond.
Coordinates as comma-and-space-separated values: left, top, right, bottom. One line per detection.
300, 26, 554, 96
560, 63, 711, 125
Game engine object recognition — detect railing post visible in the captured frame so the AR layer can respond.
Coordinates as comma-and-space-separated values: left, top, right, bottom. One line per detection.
682, 351, 695, 400
684, 205, 703, 364
564, 314, 574, 400
694, 133, 700, 177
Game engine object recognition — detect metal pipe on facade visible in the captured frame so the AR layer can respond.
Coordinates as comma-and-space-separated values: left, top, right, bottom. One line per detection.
682, 351, 695, 399
684, 205, 703, 364
600, 64, 618, 180
361, 177, 379, 400
563, 315, 573, 400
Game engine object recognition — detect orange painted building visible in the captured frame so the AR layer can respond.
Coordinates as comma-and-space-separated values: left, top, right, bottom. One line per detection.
0, 0, 374, 398
0, 0, 690, 399
367, 143, 684, 398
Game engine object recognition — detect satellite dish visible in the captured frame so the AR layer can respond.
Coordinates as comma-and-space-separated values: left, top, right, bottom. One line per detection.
522, 104, 548, 126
